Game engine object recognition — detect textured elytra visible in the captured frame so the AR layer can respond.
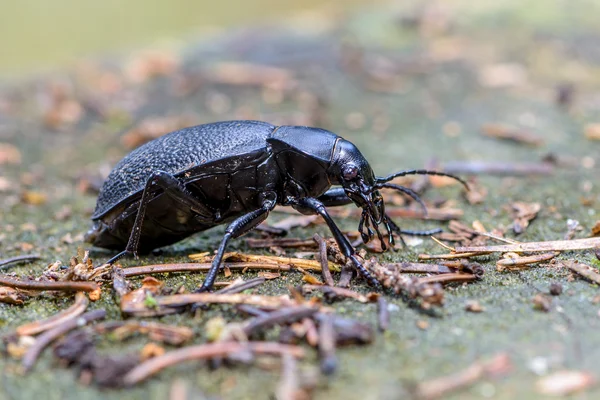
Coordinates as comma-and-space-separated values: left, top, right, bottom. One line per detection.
93, 120, 276, 218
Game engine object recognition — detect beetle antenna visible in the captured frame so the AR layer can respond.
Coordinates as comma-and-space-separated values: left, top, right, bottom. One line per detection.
374, 183, 428, 216
376, 169, 469, 191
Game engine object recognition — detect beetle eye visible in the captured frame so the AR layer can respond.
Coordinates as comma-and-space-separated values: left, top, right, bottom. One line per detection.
342, 164, 359, 181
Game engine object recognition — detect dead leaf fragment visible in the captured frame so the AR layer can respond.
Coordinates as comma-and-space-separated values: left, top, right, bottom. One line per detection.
584, 124, 600, 141
465, 300, 484, 313
591, 221, 600, 236
140, 343, 166, 361
532, 294, 552, 312
416, 320, 429, 330
0, 143, 21, 165
536, 370, 595, 396
21, 191, 47, 206
510, 201, 541, 234
482, 123, 544, 146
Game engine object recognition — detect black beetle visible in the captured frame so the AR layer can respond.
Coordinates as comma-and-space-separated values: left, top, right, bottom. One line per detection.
86, 120, 466, 291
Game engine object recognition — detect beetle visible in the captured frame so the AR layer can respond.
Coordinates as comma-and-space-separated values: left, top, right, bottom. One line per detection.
85, 120, 466, 291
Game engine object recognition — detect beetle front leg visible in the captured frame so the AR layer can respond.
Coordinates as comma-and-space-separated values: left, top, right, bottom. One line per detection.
292, 197, 381, 289
197, 193, 277, 292
317, 187, 353, 207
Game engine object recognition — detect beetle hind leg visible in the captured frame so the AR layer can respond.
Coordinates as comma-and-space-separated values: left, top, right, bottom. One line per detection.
104, 170, 215, 266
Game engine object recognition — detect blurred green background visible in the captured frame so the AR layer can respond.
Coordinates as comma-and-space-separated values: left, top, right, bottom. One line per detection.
0, 0, 381, 77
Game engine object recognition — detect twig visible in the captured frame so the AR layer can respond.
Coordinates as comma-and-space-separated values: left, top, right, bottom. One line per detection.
122, 293, 295, 314
314, 234, 335, 286
338, 263, 354, 288
242, 306, 319, 336
22, 309, 106, 372
246, 238, 317, 249
377, 297, 390, 332
0, 275, 98, 292
94, 321, 193, 345
0, 254, 41, 269
383, 262, 453, 274
417, 273, 477, 285
318, 315, 337, 375
365, 259, 444, 308
302, 284, 376, 303
17, 292, 89, 336
496, 252, 560, 271
187, 253, 342, 272
123, 341, 305, 385
418, 252, 491, 260
122, 263, 293, 277
276, 353, 300, 400
216, 277, 266, 294
415, 353, 511, 400
456, 237, 600, 253
562, 260, 600, 285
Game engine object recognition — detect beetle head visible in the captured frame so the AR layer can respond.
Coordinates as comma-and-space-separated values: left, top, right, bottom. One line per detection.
329, 139, 389, 245
330, 138, 470, 250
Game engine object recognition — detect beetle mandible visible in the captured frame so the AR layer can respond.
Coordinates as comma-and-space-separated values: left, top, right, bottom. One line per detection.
86, 120, 467, 291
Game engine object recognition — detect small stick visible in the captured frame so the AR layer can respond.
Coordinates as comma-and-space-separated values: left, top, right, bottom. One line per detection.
456, 237, 600, 253
377, 296, 390, 332
123, 341, 305, 385
382, 262, 453, 274
417, 273, 477, 285
314, 234, 335, 286
318, 315, 337, 375
0, 254, 41, 269
276, 353, 299, 400
187, 253, 342, 272
303, 284, 376, 303
22, 309, 106, 372
94, 321, 193, 345
17, 292, 89, 336
338, 264, 353, 288
0, 276, 98, 292
123, 293, 294, 313
123, 262, 292, 277
562, 260, 600, 285
247, 238, 317, 249
112, 267, 130, 297
418, 252, 491, 260
242, 306, 319, 336
496, 252, 559, 271
415, 353, 511, 400
216, 277, 266, 294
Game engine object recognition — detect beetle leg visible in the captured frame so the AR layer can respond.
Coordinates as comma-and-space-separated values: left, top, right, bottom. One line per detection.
292, 197, 381, 289
384, 215, 442, 248
317, 187, 353, 207
196, 193, 277, 292
106, 170, 215, 265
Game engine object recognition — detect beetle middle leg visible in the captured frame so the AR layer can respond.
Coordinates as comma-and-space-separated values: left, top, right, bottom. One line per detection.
196, 192, 277, 292
291, 197, 381, 289
105, 170, 215, 265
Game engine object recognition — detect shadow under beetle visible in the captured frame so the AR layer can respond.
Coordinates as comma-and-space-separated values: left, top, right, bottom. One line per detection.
86, 120, 467, 291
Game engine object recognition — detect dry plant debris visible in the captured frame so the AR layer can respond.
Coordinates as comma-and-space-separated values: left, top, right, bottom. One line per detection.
536, 370, 596, 396
481, 123, 544, 146
415, 353, 511, 400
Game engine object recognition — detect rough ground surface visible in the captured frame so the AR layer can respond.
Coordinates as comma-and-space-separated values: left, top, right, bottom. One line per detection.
1, 1, 600, 399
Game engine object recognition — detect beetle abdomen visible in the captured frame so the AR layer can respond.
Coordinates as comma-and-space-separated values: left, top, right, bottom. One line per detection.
93, 120, 275, 218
